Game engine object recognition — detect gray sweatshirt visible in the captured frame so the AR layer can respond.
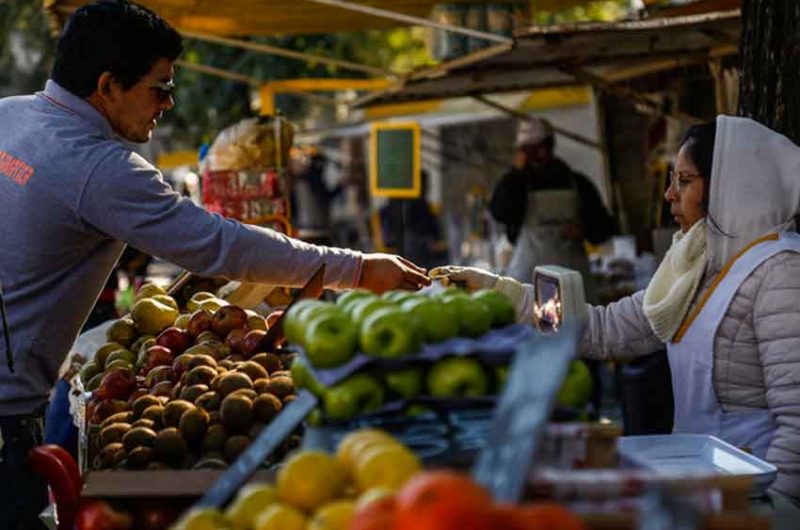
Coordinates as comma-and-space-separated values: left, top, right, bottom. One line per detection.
0, 80, 362, 415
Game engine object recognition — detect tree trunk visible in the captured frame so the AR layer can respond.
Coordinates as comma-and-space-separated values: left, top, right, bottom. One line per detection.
738, 0, 800, 143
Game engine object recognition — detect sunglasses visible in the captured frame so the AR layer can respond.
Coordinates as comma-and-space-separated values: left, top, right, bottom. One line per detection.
150, 80, 176, 103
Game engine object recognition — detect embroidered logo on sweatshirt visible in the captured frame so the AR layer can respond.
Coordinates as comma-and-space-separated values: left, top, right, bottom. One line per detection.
0, 150, 34, 186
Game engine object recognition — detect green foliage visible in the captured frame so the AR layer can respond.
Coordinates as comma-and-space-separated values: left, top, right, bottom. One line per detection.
533, 0, 630, 24
0, 0, 54, 96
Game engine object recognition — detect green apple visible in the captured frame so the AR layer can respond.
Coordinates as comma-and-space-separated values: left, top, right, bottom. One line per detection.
360, 307, 422, 358
427, 357, 488, 397
443, 296, 492, 338
436, 287, 469, 301
303, 309, 358, 368
471, 289, 516, 328
350, 298, 394, 326
384, 367, 425, 400
323, 373, 385, 421
400, 298, 459, 343
336, 289, 374, 309
283, 300, 329, 345
557, 360, 593, 409
381, 290, 418, 305
290, 356, 327, 397
494, 365, 509, 390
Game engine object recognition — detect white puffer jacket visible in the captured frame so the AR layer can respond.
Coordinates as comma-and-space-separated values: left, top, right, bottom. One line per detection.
581, 116, 800, 499
583, 250, 800, 498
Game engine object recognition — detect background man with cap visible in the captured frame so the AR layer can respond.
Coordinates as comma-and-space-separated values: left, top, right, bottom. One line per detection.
489, 117, 615, 298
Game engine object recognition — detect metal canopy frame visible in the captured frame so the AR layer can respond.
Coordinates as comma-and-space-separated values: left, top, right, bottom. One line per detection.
354, 9, 741, 125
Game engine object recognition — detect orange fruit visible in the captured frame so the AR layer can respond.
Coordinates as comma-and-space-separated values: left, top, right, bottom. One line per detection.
350, 496, 397, 530
516, 503, 586, 530
394, 471, 494, 530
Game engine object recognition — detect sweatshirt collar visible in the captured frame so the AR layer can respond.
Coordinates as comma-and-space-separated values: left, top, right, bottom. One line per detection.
40, 80, 116, 139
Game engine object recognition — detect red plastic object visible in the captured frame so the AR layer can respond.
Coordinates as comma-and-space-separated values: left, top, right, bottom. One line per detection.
202, 169, 288, 224
28, 445, 81, 530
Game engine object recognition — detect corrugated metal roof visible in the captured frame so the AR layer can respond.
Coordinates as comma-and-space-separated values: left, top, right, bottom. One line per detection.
356, 9, 740, 107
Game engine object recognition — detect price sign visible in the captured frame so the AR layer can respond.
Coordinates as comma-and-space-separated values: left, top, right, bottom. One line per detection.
369, 121, 421, 199
472, 324, 580, 502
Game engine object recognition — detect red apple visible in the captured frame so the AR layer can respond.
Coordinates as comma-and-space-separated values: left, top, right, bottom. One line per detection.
95, 368, 137, 401
266, 310, 283, 328
241, 329, 267, 357
76, 499, 133, 530
155, 327, 192, 356
225, 327, 249, 355
187, 310, 214, 338
212, 305, 248, 337
139, 346, 174, 375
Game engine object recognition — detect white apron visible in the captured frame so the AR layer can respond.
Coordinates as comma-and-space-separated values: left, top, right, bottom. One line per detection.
507, 188, 589, 282
667, 232, 800, 459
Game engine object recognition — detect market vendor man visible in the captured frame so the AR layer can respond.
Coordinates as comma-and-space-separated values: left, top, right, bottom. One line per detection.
435, 116, 800, 528
0, 1, 429, 527
489, 117, 614, 299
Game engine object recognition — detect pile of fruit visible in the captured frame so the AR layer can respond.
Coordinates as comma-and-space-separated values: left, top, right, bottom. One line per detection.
172, 428, 586, 530
286, 288, 592, 422
81, 284, 298, 470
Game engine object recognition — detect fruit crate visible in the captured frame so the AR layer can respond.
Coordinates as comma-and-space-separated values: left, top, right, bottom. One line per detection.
201, 169, 291, 229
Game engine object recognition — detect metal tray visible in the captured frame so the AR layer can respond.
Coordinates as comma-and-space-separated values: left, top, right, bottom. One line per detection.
618, 434, 778, 495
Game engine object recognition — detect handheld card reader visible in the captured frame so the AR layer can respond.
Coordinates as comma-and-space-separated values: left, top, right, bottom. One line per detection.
533, 265, 587, 333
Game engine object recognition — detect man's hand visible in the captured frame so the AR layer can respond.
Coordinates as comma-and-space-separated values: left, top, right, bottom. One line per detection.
358, 254, 431, 294
429, 266, 499, 292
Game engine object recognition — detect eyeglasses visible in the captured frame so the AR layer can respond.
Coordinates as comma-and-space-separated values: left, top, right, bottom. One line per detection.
149, 80, 175, 103
668, 168, 703, 191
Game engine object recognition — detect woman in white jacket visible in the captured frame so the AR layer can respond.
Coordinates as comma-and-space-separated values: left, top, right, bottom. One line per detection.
433, 116, 800, 526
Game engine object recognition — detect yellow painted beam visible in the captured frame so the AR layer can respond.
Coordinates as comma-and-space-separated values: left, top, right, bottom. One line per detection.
519, 86, 592, 111
365, 99, 443, 120
265, 78, 392, 92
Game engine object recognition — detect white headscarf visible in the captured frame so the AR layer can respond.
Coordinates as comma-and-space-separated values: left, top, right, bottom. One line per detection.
706, 116, 800, 272
644, 115, 800, 340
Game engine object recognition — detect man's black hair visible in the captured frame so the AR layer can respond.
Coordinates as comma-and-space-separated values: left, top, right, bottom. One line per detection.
52, 0, 183, 98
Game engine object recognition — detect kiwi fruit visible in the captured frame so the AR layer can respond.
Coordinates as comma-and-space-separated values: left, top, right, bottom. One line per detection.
209, 411, 221, 424
236, 361, 268, 382
217, 372, 253, 397
223, 436, 251, 463
253, 378, 270, 395
96, 442, 125, 470
131, 418, 155, 430
220, 394, 253, 433
162, 400, 195, 428
149, 380, 175, 398
218, 360, 236, 370
283, 395, 297, 405
265, 376, 295, 400
131, 395, 162, 420
229, 388, 258, 401
195, 391, 222, 412
249, 423, 266, 438
86, 372, 105, 392
154, 427, 188, 467
184, 365, 217, 387
271, 370, 291, 379
250, 353, 282, 374
147, 461, 171, 470
121, 426, 157, 452
180, 384, 209, 403
126, 446, 154, 469
253, 394, 283, 423
187, 354, 218, 371
99, 422, 131, 447
94, 342, 125, 369
193, 457, 228, 470
141, 405, 165, 428
100, 411, 132, 430
202, 424, 228, 454
193, 332, 220, 345
179, 407, 210, 446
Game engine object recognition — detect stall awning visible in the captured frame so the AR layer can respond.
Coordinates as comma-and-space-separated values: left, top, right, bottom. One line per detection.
355, 9, 741, 108
45, 0, 511, 36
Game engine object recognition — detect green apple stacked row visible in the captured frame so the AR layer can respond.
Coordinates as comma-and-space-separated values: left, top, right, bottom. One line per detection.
282, 288, 520, 422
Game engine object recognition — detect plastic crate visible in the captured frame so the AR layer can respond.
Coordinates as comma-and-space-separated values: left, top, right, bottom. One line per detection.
202, 169, 288, 226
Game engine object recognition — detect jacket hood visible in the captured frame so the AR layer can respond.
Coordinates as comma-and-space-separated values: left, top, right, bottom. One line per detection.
707, 115, 800, 272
